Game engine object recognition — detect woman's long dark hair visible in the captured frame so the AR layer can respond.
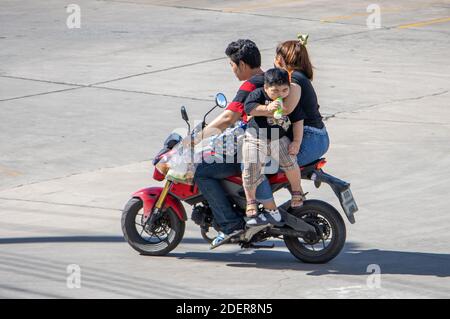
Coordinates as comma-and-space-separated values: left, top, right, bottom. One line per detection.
276, 40, 313, 80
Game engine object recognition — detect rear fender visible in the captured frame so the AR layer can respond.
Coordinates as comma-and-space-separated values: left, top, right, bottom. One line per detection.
132, 187, 187, 221
309, 170, 358, 224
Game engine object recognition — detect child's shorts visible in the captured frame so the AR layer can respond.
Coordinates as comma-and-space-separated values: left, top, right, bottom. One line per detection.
242, 133, 298, 190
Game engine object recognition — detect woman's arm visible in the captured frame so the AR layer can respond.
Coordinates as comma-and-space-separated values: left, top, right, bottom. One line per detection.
282, 83, 301, 115
288, 120, 304, 155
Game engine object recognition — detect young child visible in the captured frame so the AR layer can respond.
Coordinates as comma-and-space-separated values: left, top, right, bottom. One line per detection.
242, 68, 305, 227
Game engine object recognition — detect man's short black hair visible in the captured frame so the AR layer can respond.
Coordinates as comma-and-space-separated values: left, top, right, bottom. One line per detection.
264, 68, 290, 86
225, 39, 261, 69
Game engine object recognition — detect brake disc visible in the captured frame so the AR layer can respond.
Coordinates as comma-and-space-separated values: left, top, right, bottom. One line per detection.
145, 215, 171, 237
302, 214, 331, 244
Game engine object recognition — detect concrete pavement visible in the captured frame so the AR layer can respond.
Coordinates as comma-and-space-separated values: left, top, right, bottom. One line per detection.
0, 0, 449, 298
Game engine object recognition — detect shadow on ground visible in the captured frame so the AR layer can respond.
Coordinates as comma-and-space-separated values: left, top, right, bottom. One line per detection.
0, 236, 207, 244
0, 236, 126, 244
1, 236, 448, 278
170, 242, 450, 278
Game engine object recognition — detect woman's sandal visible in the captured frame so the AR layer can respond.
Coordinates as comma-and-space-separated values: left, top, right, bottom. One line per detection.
290, 191, 308, 211
246, 200, 259, 218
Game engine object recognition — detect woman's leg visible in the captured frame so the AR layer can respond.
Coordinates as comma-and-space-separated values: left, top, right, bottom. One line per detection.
297, 126, 330, 166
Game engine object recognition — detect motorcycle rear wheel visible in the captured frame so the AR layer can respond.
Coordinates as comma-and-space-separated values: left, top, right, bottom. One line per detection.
283, 200, 346, 264
122, 198, 185, 256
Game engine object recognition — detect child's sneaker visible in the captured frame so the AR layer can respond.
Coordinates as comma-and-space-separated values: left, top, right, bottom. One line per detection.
246, 209, 284, 228
263, 209, 285, 227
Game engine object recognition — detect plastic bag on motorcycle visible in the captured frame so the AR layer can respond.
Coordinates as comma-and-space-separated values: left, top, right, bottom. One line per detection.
207, 120, 247, 160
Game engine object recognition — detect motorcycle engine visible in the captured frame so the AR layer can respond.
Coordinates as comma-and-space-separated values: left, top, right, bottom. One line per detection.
191, 204, 213, 227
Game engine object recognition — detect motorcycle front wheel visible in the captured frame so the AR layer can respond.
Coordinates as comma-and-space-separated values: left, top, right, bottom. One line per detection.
283, 200, 346, 264
121, 198, 185, 256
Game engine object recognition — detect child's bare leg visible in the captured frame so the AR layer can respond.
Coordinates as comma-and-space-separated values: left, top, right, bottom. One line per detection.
243, 187, 278, 215
262, 200, 277, 211
284, 167, 301, 192
243, 186, 258, 217
276, 136, 305, 208
242, 134, 266, 217
284, 167, 305, 207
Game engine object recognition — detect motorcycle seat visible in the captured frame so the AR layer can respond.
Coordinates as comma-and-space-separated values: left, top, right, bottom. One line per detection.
225, 158, 326, 185
265, 158, 326, 183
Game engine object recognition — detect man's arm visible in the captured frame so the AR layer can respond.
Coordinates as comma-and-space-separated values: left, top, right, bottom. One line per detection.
189, 76, 262, 144
182, 110, 240, 147
201, 110, 241, 139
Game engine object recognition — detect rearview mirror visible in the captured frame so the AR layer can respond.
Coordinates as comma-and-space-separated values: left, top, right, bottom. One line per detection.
215, 93, 227, 108
181, 106, 189, 122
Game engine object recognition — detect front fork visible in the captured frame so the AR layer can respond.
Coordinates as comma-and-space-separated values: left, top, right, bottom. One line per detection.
145, 180, 172, 225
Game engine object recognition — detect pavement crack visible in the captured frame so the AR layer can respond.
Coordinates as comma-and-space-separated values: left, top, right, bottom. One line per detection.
90, 85, 212, 101
80, 30, 373, 87
323, 113, 337, 122
351, 89, 449, 112
89, 56, 227, 86
333, 117, 450, 126
271, 271, 292, 298
98, 0, 379, 28
0, 75, 86, 88
0, 87, 84, 103
0, 197, 121, 212
0, 74, 213, 102
1, 30, 373, 93
0, 160, 151, 192
324, 89, 449, 122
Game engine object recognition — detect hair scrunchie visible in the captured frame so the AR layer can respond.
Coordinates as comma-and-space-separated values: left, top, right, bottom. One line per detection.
297, 33, 309, 46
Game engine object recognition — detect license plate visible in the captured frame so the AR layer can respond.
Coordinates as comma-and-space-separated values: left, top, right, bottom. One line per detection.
340, 188, 358, 222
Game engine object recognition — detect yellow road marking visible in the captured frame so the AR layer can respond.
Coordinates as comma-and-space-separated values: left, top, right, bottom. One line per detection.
398, 16, 450, 29
321, 7, 402, 23
0, 165, 21, 177
222, 0, 301, 13
320, 2, 445, 23
321, 12, 370, 23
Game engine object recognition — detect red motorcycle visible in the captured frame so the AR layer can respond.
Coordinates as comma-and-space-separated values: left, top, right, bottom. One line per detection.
122, 93, 358, 263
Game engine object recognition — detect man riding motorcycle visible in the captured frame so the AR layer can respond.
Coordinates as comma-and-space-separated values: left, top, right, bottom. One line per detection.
193, 39, 302, 247
121, 38, 358, 262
